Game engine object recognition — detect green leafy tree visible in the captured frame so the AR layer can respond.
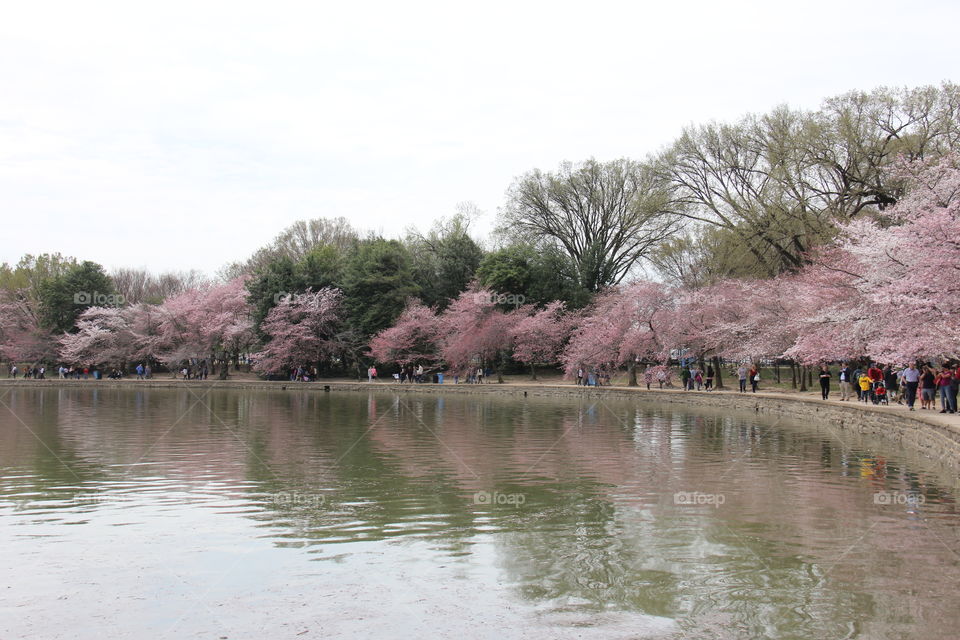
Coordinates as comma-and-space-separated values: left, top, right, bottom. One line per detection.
0, 253, 78, 300
406, 213, 484, 308
37, 261, 116, 333
477, 243, 591, 308
246, 242, 348, 337
297, 244, 343, 290
341, 238, 420, 339
246, 256, 300, 336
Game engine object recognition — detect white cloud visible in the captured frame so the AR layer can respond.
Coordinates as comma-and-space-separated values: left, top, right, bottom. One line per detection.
1, 0, 957, 274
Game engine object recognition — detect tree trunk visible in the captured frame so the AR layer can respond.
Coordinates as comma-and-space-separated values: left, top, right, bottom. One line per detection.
627, 361, 637, 387
713, 356, 724, 390
799, 365, 808, 392
791, 362, 797, 389
530, 364, 537, 381
775, 360, 781, 384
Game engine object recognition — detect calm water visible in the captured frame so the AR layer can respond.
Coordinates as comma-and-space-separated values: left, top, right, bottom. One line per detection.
1, 387, 958, 639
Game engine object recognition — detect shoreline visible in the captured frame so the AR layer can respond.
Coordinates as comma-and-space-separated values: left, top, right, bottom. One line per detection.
4, 377, 960, 477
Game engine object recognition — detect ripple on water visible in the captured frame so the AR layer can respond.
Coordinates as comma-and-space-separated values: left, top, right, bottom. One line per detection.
1, 388, 959, 639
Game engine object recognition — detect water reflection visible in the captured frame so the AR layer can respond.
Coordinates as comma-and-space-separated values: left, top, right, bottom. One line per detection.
0, 388, 958, 639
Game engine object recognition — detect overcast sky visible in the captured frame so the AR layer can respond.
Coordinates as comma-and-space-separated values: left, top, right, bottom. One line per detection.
2, 0, 957, 276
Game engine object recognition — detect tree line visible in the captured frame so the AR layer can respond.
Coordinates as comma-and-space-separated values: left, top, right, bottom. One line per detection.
1, 82, 957, 379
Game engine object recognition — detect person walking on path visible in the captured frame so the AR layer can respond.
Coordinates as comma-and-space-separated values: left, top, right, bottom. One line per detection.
895, 366, 907, 404
867, 363, 883, 402
901, 363, 920, 411
136, 363, 145, 380
643, 368, 653, 390
937, 368, 956, 414
737, 364, 748, 392
852, 365, 864, 401
819, 365, 832, 400
704, 364, 714, 391
951, 362, 960, 413
920, 366, 937, 410
838, 363, 852, 401
883, 365, 898, 403
680, 366, 691, 390
749, 364, 759, 393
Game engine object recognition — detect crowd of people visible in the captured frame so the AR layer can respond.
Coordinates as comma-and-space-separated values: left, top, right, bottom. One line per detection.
823, 361, 960, 414
575, 367, 612, 386
7, 365, 45, 379
7, 355, 960, 417
652, 360, 960, 415
6, 360, 214, 382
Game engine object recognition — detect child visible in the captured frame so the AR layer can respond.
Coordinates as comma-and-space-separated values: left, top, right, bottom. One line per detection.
874, 381, 888, 405
858, 374, 872, 404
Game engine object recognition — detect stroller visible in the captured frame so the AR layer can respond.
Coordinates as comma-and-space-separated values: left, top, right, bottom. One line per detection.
874, 381, 889, 405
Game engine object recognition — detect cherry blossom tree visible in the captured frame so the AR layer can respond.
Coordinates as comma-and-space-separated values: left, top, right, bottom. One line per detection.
152, 286, 208, 368
196, 277, 255, 377
0, 293, 56, 365
59, 306, 136, 368
252, 288, 343, 374
148, 277, 254, 376
511, 301, 570, 380
367, 301, 442, 367
438, 287, 518, 381
562, 281, 673, 385
784, 154, 960, 364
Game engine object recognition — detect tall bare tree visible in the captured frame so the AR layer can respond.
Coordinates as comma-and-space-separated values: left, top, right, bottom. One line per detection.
111, 268, 208, 304
222, 216, 359, 278
655, 82, 960, 277
502, 158, 679, 292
